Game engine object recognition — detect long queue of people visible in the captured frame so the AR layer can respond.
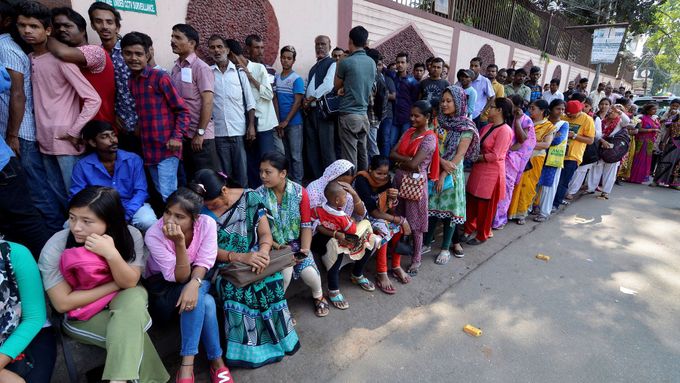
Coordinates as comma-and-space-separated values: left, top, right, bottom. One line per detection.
2, 1, 680, 382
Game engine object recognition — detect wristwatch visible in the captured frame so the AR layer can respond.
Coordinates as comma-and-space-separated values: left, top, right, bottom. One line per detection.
197, 128, 206, 136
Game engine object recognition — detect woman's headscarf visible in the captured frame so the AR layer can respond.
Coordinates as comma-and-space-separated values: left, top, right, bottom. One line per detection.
436, 85, 480, 161
307, 159, 355, 209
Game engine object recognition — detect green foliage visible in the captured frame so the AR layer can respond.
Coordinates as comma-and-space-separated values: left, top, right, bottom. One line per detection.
646, 0, 680, 88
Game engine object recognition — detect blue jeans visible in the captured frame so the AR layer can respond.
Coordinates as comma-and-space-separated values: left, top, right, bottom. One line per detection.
131, 203, 158, 232
145, 276, 222, 360
553, 160, 579, 209
19, 139, 66, 232
148, 157, 179, 201
42, 154, 79, 203
283, 124, 303, 183
378, 117, 395, 158
246, 129, 277, 188
215, 136, 248, 188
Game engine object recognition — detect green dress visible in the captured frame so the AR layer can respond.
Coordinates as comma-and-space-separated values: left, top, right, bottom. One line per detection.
428, 130, 473, 224
203, 190, 300, 368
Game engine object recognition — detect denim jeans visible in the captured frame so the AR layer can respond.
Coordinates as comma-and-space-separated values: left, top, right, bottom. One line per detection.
215, 136, 248, 188
0, 157, 51, 258
19, 138, 67, 232
553, 160, 579, 209
367, 124, 380, 160
304, 107, 336, 180
378, 117, 395, 158
131, 203, 158, 232
246, 129, 277, 188
145, 276, 222, 359
147, 156, 179, 201
42, 154, 79, 203
283, 124, 304, 183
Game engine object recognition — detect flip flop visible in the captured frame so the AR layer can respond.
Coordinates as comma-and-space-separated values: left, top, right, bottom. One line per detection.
328, 292, 349, 310
435, 250, 451, 265
390, 267, 412, 284
313, 297, 330, 317
375, 277, 396, 295
351, 275, 376, 292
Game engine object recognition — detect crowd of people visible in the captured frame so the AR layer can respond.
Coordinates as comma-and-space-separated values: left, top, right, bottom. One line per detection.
1, 1, 679, 382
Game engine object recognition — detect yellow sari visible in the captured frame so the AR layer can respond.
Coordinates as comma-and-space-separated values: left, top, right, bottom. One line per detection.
508, 119, 556, 220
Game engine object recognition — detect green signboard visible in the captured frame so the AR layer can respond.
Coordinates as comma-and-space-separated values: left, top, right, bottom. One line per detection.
100, 0, 157, 15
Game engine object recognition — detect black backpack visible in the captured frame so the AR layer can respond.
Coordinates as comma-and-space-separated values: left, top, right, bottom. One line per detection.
598, 129, 631, 163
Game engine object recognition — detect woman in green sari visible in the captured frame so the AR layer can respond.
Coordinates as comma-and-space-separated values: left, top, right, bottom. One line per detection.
193, 169, 300, 368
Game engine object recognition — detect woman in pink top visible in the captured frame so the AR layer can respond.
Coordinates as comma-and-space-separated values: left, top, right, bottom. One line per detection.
144, 187, 232, 383
464, 98, 514, 245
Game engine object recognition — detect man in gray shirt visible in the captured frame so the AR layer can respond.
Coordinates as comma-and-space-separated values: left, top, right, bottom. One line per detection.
334, 26, 375, 171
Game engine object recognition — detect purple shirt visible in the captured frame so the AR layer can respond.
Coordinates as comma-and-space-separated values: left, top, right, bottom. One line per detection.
470, 74, 494, 119
144, 215, 217, 281
170, 53, 215, 139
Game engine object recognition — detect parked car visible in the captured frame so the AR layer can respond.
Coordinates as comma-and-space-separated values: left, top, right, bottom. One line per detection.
633, 95, 676, 116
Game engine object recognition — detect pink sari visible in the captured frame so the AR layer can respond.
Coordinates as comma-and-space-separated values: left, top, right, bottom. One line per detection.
629, 115, 659, 183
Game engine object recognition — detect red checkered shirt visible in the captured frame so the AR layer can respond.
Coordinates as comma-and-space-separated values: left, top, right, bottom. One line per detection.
128, 66, 190, 165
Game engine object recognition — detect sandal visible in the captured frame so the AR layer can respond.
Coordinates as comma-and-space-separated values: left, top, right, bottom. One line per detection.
313, 297, 330, 317
375, 274, 396, 295
534, 215, 548, 222
390, 267, 412, 284
564, 194, 574, 201
328, 292, 349, 310
516, 218, 526, 225
351, 275, 376, 292
435, 250, 451, 265
451, 245, 465, 258
597, 193, 609, 200
210, 366, 233, 383
407, 262, 421, 276
466, 238, 485, 246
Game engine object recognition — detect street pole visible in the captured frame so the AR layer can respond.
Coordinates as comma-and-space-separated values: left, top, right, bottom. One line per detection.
591, 63, 602, 92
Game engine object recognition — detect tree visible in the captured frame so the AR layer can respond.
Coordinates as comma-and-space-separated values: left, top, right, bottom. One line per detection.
645, 0, 680, 91
530, 0, 665, 35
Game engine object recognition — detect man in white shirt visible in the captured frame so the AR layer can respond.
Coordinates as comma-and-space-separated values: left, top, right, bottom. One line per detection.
589, 82, 605, 109
227, 39, 280, 188
469, 57, 495, 128
303, 35, 337, 180
208, 35, 256, 187
541, 78, 564, 104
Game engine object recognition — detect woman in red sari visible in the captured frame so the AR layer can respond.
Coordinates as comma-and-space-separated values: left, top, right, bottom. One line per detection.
464, 98, 514, 245
629, 103, 661, 183
390, 100, 439, 276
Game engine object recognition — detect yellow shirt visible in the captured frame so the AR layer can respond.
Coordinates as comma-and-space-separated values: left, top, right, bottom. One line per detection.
480, 80, 505, 121
563, 112, 595, 164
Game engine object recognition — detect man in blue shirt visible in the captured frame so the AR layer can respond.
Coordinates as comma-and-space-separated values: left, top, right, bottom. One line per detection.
70, 120, 157, 231
469, 57, 495, 129
275, 45, 305, 183
388, 52, 419, 140
334, 26, 375, 171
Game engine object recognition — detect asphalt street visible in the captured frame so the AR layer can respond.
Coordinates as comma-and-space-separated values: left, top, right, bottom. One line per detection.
222, 183, 680, 383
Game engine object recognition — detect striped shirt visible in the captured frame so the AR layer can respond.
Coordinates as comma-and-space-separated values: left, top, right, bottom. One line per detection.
0, 33, 36, 141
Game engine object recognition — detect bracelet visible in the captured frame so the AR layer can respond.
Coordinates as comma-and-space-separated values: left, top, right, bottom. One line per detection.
333, 230, 337, 239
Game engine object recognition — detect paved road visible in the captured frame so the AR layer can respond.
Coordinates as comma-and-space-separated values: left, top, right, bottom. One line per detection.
227, 183, 680, 383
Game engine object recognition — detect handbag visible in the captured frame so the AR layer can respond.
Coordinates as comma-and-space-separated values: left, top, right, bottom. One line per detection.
219, 246, 296, 288
399, 173, 425, 201
318, 90, 340, 120
581, 142, 600, 166
427, 173, 453, 195
394, 235, 413, 256
598, 129, 631, 163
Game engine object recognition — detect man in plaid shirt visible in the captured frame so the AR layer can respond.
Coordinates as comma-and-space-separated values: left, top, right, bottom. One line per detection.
121, 32, 189, 201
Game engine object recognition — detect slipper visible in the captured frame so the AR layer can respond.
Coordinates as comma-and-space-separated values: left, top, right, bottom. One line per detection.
375, 277, 396, 295
564, 194, 574, 201
435, 250, 451, 265
328, 292, 349, 310
516, 218, 526, 225
493, 224, 505, 230
407, 262, 421, 276
313, 297, 330, 317
351, 275, 376, 292
466, 238, 485, 246
390, 267, 411, 284
452, 247, 465, 258
597, 193, 609, 200
534, 215, 548, 222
